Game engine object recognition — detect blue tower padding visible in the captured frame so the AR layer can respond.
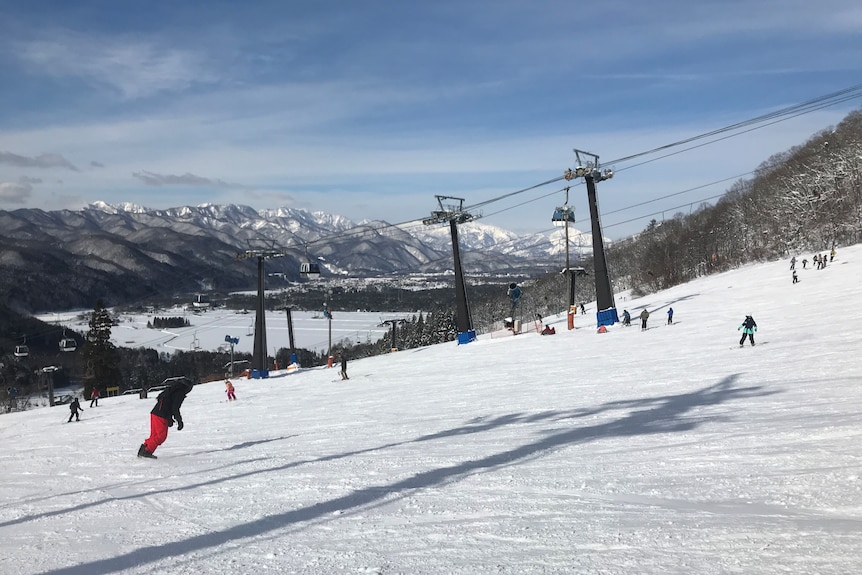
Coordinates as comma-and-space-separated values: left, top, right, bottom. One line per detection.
251, 369, 270, 379
596, 308, 619, 327
457, 330, 477, 345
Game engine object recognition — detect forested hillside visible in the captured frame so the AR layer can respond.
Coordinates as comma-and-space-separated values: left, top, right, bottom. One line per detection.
606, 109, 862, 296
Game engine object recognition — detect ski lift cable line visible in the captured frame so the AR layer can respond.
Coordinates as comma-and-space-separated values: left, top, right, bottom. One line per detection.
451, 84, 862, 217
464, 176, 565, 212
239, 86, 862, 265
602, 192, 729, 230
606, 83, 862, 167
612, 93, 862, 174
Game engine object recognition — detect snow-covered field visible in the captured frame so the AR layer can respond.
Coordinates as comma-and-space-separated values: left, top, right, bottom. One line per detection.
4, 245, 862, 574
37, 308, 414, 355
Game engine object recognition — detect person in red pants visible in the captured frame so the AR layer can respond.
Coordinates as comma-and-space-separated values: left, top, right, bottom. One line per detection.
138, 378, 194, 459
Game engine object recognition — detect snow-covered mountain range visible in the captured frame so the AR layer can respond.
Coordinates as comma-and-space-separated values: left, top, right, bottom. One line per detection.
0, 202, 598, 312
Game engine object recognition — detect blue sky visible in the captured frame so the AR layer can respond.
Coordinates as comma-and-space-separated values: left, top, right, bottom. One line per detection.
1, 0, 860, 239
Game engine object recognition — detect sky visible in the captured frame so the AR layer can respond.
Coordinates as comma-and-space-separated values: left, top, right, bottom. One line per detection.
3, 243, 862, 574
1, 1, 861, 239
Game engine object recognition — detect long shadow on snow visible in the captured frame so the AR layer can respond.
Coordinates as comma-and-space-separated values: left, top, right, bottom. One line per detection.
35, 374, 777, 575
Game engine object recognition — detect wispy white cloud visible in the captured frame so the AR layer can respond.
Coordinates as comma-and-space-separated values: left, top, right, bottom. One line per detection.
0, 151, 78, 171
132, 170, 246, 190
0, 180, 34, 203
15, 30, 218, 99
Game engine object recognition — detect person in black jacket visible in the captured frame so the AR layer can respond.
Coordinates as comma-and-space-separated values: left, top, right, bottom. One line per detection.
68, 397, 83, 422
738, 315, 757, 347
339, 353, 349, 380
138, 378, 194, 459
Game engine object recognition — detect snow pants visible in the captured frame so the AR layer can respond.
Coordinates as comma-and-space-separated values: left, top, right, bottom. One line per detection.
143, 414, 170, 454
739, 332, 755, 346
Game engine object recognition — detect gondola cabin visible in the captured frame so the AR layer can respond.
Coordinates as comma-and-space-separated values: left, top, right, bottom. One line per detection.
551, 206, 575, 223
300, 262, 321, 280
14, 344, 29, 358
193, 294, 211, 308
59, 337, 77, 353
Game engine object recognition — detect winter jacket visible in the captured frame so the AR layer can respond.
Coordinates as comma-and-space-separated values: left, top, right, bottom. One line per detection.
640, 309, 650, 320
69, 398, 82, 413
151, 380, 193, 426
738, 316, 757, 334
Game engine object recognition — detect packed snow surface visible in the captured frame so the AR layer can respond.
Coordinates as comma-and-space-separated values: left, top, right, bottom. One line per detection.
3, 245, 862, 574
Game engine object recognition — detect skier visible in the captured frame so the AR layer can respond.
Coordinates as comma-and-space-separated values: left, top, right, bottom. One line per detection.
138, 378, 194, 459
68, 397, 83, 422
667, 307, 674, 325
790, 256, 796, 270
639, 308, 650, 331
507, 283, 522, 312
738, 315, 757, 347
225, 380, 236, 401
339, 353, 349, 380
622, 309, 631, 326
89, 387, 100, 407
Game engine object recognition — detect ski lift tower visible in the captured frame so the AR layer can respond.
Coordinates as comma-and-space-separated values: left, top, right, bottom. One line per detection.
564, 149, 618, 327
237, 242, 284, 378
423, 196, 477, 344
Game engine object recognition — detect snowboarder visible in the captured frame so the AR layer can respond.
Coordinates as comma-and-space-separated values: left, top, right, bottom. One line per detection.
138, 378, 194, 459
68, 397, 83, 422
639, 309, 650, 331
738, 315, 757, 347
339, 353, 349, 380
790, 256, 796, 270
580, 303, 586, 315
667, 307, 674, 325
621, 309, 631, 326
541, 325, 556, 335
225, 380, 236, 401
792, 270, 799, 284
830, 247, 836, 262
802, 258, 808, 269
89, 387, 100, 407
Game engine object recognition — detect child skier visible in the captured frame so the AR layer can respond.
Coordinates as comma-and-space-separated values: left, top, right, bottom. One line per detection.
738, 315, 757, 347
68, 397, 83, 422
225, 380, 236, 401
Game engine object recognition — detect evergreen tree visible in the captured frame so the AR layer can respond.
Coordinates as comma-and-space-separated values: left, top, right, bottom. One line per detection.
82, 299, 122, 393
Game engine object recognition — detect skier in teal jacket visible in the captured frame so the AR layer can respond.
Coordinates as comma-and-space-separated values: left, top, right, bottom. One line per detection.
738, 315, 757, 347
